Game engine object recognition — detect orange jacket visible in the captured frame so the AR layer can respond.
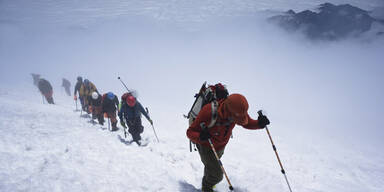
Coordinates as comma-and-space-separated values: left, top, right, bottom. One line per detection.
187, 100, 262, 151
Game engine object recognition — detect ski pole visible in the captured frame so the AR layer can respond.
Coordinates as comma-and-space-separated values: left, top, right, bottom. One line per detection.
117, 77, 131, 93
146, 107, 159, 142
200, 122, 234, 191
258, 110, 292, 192
75, 99, 78, 111
42, 95, 45, 104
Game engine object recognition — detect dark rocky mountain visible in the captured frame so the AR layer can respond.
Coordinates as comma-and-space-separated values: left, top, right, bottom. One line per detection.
269, 3, 384, 40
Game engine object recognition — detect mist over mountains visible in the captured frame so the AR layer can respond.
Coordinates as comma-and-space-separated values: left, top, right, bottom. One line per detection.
0, 1, 383, 191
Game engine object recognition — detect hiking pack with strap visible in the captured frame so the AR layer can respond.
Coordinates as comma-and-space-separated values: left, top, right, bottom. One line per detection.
186, 82, 229, 151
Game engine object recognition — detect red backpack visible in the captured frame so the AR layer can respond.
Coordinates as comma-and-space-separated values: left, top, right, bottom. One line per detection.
121, 92, 132, 103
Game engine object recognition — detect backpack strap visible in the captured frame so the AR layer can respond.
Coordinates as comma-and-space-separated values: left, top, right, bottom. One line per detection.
102, 94, 107, 103
207, 100, 218, 128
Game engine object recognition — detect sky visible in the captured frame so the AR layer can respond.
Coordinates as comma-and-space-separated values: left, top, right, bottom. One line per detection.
1, 0, 384, 150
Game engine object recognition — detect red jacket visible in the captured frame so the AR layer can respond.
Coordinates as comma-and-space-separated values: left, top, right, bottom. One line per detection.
187, 100, 262, 151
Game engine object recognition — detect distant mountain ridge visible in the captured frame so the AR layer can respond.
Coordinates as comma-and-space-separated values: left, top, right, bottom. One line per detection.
269, 3, 384, 40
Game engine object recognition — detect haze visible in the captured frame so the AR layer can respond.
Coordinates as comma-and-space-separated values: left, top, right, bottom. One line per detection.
1, 0, 384, 151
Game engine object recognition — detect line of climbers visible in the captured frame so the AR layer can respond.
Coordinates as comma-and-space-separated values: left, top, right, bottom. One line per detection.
73, 76, 153, 145
31, 74, 153, 146
31, 74, 277, 192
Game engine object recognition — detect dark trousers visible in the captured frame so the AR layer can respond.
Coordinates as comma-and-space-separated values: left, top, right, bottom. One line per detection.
43, 91, 54, 104
82, 97, 91, 114
64, 87, 71, 96
45, 96, 54, 104
106, 111, 117, 129
127, 117, 144, 142
79, 97, 85, 110
197, 144, 224, 191
91, 106, 104, 125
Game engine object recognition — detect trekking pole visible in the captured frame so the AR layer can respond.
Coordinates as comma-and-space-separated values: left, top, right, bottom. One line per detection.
200, 122, 234, 191
150, 124, 159, 142
117, 77, 131, 92
75, 99, 78, 111
258, 110, 292, 192
80, 102, 83, 116
107, 117, 111, 131
146, 107, 159, 142
123, 122, 128, 138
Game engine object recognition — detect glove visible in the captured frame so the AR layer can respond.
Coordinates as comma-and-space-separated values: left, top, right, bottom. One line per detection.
148, 119, 153, 125
120, 121, 127, 128
199, 129, 211, 141
257, 115, 270, 128
74, 95, 77, 100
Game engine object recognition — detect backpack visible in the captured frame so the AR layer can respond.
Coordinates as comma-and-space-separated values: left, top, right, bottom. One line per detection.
121, 92, 131, 103
186, 82, 229, 151
119, 92, 134, 111
186, 82, 228, 124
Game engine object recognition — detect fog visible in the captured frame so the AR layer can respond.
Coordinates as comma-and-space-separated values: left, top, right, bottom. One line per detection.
1, 0, 384, 150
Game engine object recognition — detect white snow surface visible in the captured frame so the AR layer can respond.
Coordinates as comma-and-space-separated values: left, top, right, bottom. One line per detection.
1, 81, 383, 192
1, 0, 384, 191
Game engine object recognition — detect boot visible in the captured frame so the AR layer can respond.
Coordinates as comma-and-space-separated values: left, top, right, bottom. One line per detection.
111, 122, 118, 131
202, 177, 216, 192
134, 140, 141, 146
201, 187, 214, 192
98, 116, 104, 125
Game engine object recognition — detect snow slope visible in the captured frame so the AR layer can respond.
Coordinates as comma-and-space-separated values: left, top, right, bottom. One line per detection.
0, 84, 199, 192
0, 82, 383, 192
1, 0, 384, 191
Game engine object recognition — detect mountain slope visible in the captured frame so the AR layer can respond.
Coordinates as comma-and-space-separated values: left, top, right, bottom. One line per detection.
0, 83, 383, 192
1, 0, 384, 191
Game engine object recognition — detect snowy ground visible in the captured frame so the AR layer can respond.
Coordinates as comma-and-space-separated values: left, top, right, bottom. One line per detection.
0, 83, 383, 192
1, 0, 384, 191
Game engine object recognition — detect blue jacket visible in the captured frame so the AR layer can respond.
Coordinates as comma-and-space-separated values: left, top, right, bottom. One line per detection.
119, 101, 150, 122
